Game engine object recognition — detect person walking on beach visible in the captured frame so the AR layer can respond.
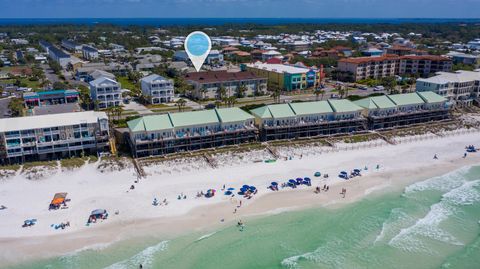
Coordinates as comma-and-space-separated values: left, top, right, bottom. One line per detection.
343, 188, 347, 198
434, 154, 438, 159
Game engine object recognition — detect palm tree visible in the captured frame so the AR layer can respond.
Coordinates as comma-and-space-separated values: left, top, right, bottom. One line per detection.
175, 98, 187, 112
336, 85, 345, 98
201, 86, 208, 100
227, 96, 237, 107
319, 89, 326, 100
237, 84, 247, 98
270, 87, 281, 103
314, 88, 322, 101
216, 85, 227, 100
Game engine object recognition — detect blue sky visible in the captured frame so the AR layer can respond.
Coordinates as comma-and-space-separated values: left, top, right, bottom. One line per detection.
0, 0, 479, 18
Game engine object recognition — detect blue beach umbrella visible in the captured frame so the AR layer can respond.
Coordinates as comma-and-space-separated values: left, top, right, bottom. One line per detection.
227, 187, 235, 191
271, 182, 278, 186
249, 186, 257, 192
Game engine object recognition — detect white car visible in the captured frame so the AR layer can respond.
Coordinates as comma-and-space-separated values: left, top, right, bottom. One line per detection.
374, 86, 385, 91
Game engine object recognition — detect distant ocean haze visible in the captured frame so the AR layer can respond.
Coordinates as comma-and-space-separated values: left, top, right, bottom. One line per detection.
1, 18, 480, 26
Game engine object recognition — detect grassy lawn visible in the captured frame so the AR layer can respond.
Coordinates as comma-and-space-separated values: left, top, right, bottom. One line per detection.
1, 78, 42, 90
146, 103, 170, 109
151, 106, 192, 113
1, 164, 21, 171
117, 77, 140, 93
22, 161, 57, 170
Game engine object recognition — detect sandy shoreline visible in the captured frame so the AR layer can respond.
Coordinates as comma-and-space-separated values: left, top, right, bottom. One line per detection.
1, 130, 480, 267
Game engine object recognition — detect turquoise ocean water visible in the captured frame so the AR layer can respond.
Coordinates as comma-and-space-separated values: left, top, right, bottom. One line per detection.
8, 165, 480, 269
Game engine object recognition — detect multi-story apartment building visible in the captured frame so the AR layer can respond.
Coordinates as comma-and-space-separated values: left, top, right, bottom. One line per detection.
82, 46, 99, 60
140, 74, 174, 104
0, 111, 110, 164
127, 107, 256, 157
48, 46, 71, 68
385, 45, 427, 56
185, 70, 267, 99
39, 40, 53, 54
354, 92, 449, 129
338, 55, 453, 81
61, 40, 83, 53
250, 99, 366, 141
337, 55, 399, 81
89, 77, 122, 109
398, 55, 453, 76
244, 62, 323, 91
416, 70, 480, 106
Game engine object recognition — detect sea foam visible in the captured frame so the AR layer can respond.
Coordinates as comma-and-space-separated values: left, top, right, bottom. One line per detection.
103, 240, 168, 269
389, 178, 480, 252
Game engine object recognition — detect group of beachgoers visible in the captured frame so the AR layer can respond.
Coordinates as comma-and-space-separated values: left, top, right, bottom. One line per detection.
314, 184, 330, 194
152, 198, 169, 206
52, 221, 70, 230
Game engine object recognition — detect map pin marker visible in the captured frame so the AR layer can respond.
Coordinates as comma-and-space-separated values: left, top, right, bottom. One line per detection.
185, 31, 211, 72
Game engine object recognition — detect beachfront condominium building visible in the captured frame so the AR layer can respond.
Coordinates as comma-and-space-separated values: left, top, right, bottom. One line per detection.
244, 62, 322, 91
337, 55, 453, 81
184, 70, 268, 100
416, 70, 480, 106
0, 111, 110, 164
250, 99, 366, 141
89, 77, 122, 109
61, 40, 83, 53
140, 74, 174, 104
127, 108, 256, 157
354, 91, 450, 129
82, 46, 99, 60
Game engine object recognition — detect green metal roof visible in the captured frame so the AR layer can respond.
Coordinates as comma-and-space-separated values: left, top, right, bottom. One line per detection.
127, 114, 174, 132
328, 99, 362, 113
417, 91, 447, 103
354, 98, 378, 109
388, 93, 425, 106
143, 115, 173, 131
250, 106, 273, 119
267, 104, 296, 118
289, 101, 333, 115
216, 107, 254, 123
127, 117, 145, 132
169, 110, 219, 127
371, 95, 397, 109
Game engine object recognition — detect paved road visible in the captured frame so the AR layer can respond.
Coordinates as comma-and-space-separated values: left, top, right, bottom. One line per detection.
0, 97, 12, 118
40, 64, 60, 84
123, 100, 153, 115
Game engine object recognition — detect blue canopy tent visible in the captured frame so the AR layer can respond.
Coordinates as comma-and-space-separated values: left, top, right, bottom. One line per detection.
271, 182, 278, 186
314, 172, 321, 177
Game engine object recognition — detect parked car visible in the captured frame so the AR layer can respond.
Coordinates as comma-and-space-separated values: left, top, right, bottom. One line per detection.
330, 94, 340, 99
359, 85, 368, 90
374, 86, 385, 91
204, 103, 216, 109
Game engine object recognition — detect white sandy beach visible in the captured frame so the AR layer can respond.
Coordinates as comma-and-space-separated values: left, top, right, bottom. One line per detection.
1, 128, 480, 266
